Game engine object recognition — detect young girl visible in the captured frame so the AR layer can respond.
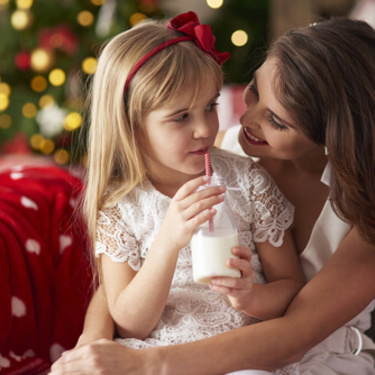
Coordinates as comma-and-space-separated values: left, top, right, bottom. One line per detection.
71, 11, 304, 375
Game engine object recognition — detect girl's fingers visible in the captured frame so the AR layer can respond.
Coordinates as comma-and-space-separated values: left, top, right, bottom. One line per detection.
173, 175, 210, 200
232, 246, 252, 261
183, 193, 225, 221
174, 176, 226, 205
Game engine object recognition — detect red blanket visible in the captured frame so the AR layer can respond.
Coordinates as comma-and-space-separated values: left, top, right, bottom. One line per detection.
0, 165, 93, 374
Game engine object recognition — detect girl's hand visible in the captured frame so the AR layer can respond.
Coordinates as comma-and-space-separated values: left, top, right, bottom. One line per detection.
159, 175, 225, 252
209, 246, 255, 311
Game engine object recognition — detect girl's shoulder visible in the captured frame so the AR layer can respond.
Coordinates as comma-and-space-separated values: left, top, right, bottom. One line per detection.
211, 147, 269, 180
212, 147, 255, 166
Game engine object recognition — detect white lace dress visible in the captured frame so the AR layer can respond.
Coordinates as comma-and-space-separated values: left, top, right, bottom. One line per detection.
96, 148, 299, 375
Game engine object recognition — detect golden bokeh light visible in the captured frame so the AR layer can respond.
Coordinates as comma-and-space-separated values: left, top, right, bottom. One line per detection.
40, 138, 55, 154
31, 75, 48, 93
39, 94, 55, 108
22, 102, 37, 118
206, 0, 223, 9
0, 0, 10, 6
30, 133, 44, 149
54, 148, 70, 164
0, 82, 11, 96
90, 0, 106, 5
0, 93, 10, 111
0, 114, 12, 129
16, 0, 33, 9
11, 9, 31, 30
49, 68, 66, 86
77, 10, 94, 27
231, 30, 248, 47
64, 111, 82, 131
31, 48, 53, 72
130, 12, 146, 26
82, 57, 97, 75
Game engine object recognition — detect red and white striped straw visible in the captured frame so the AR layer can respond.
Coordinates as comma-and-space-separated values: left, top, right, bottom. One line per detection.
204, 153, 214, 233
204, 152, 211, 183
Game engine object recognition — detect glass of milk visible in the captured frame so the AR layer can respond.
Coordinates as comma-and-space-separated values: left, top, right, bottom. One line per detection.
191, 175, 241, 284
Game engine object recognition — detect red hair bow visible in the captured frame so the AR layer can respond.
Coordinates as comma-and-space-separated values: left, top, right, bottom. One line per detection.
168, 11, 230, 65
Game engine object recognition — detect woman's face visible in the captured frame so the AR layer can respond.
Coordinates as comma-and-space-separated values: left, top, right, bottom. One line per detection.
238, 56, 320, 161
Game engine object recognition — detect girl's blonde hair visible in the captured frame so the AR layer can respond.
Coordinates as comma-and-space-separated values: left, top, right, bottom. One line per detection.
83, 18, 223, 250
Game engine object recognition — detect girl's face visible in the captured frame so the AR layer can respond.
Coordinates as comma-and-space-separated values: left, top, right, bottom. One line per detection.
139, 77, 220, 185
238, 57, 320, 161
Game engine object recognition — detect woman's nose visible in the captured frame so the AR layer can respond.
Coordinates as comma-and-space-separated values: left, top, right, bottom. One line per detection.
240, 105, 261, 128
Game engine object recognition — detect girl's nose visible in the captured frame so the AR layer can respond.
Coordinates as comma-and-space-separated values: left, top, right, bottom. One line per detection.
193, 118, 212, 138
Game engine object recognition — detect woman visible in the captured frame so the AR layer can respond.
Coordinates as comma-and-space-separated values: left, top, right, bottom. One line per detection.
50, 17, 375, 374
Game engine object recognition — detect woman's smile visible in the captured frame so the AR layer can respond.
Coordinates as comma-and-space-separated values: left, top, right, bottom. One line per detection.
242, 127, 268, 145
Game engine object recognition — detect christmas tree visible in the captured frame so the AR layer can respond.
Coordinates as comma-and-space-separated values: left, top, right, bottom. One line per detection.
209, 0, 268, 84
0, 0, 164, 164
0, 0, 269, 164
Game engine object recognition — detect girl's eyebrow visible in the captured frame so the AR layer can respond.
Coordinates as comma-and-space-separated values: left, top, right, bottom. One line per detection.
166, 92, 221, 117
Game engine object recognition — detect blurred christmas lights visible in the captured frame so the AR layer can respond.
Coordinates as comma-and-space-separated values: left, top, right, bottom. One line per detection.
22, 103, 37, 118
49, 69, 66, 87
11, 9, 31, 30
206, 0, 223, 9
0, 0, 164, 163
82, 57, 97, 75
77, 10, 95, 27
64, 112, 82, 131
231, 30, 248, 46
31, 76, 48, 93
16, 0, 33, 10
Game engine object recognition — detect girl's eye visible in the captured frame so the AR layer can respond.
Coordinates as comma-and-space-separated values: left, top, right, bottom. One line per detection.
206, 102, 219, 111
173, 113, 189, 122
267, 113, 288, 131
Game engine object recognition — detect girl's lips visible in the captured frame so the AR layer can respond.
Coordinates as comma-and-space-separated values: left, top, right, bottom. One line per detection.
242, 127, 268, 146
190, 147, 210, 155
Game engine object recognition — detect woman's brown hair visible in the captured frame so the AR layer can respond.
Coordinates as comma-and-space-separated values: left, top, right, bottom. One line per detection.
268, 18, 375, 246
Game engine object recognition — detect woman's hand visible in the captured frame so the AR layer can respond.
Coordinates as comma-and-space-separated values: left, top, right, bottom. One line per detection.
209, 246, 255, 311
49, 339, 144, 375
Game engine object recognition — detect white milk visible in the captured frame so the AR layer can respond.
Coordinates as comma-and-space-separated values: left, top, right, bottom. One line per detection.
191, 226, 241, 284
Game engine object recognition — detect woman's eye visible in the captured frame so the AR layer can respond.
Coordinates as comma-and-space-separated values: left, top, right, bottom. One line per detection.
248, 82, 258, 97
206, 102, 219, 111
267, 113, 287, 131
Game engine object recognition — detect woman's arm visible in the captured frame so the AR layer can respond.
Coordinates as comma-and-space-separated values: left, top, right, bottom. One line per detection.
75, 285, 115, 348
50, 226, 375, 374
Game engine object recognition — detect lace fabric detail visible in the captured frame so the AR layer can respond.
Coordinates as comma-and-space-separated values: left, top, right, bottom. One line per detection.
96, 148, 296, 374
249, 163, 294, 247
96, 206, 141, 270
274, 363, 300, 375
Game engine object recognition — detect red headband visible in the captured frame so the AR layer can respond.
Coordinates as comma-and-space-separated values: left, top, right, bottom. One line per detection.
123, 11, 230, 96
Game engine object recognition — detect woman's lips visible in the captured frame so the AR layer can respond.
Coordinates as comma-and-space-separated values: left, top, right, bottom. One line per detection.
242, 127, 268, 145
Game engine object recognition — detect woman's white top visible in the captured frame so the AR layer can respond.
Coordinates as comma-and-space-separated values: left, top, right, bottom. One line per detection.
221, 125, 375, 374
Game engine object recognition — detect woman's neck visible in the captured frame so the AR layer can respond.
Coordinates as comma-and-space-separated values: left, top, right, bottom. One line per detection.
261, 147, 327, 177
